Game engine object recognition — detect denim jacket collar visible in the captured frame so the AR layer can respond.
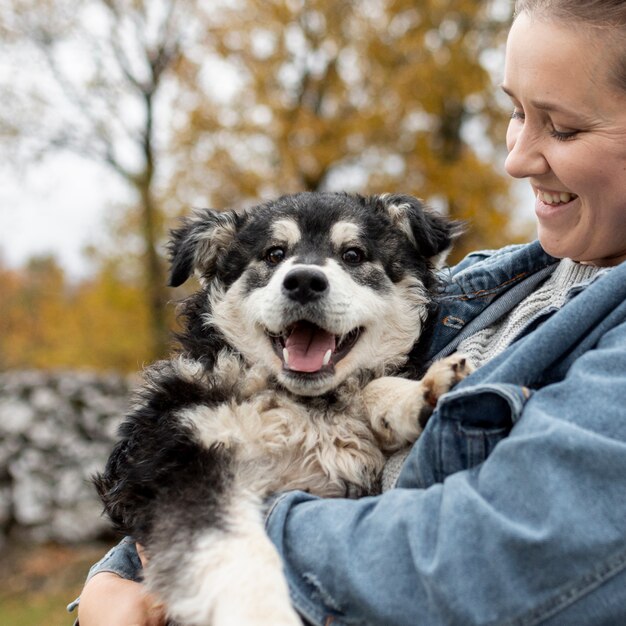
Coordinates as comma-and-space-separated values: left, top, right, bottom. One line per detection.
426, 241, 559, 363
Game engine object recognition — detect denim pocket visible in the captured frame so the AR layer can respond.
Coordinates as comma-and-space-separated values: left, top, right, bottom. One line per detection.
455, 422, 511, 469
435, 383, 532, 480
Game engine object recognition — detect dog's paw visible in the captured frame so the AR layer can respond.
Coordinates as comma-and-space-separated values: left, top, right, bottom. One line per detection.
363, 356, 474, 451
421, 353, 474, 409
363, 376, 431, 450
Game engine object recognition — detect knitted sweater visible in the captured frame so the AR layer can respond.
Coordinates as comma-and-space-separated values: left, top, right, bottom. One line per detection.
456, 258, 605, 368
381, 258, 609, 491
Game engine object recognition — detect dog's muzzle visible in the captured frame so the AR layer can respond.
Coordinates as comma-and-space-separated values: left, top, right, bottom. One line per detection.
269, 322, 362, 375
267, 266, 362, 377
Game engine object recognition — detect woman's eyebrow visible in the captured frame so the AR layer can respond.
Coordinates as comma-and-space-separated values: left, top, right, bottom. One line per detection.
500, 84, 575, 115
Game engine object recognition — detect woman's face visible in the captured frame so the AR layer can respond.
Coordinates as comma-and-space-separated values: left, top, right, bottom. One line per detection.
504, 12, 626, 266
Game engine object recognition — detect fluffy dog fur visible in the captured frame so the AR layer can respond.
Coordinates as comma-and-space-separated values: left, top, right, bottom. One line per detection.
95, 191, 471, 626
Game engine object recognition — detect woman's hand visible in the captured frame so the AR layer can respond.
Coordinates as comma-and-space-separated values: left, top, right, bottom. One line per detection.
77, 545, 166, 626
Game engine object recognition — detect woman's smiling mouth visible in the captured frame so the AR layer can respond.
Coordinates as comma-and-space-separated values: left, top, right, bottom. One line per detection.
536, 189, 579, 206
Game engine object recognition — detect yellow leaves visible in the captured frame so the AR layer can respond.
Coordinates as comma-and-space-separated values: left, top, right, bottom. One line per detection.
167, 0, 517, 225
0, 257, 157, 372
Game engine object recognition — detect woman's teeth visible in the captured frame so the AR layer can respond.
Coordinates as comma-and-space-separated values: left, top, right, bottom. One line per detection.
538, 190, 578, 205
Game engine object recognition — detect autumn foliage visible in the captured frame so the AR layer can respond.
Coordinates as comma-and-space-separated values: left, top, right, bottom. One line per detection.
0, 0, 532, 372
0, 256, 158, 372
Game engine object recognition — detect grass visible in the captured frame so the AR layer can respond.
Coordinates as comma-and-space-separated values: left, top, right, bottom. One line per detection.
0, 541, 116, 626
0, 592, 78, 626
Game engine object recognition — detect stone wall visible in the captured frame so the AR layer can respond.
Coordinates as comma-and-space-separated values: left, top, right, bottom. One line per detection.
0, 370, 133, 547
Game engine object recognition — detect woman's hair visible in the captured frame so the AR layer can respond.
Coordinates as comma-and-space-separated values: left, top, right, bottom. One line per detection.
514, 0, 626, 92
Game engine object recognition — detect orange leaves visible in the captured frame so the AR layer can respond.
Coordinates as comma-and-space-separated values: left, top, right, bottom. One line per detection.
167, 0, 523, 266
0, 257, 157, 372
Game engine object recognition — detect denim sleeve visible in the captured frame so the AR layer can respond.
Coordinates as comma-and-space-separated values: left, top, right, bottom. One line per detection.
265, 321, 626, 626
66, 536, 143, 615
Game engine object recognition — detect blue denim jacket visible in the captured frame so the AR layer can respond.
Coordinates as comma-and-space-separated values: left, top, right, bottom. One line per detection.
73, 241, 626, 625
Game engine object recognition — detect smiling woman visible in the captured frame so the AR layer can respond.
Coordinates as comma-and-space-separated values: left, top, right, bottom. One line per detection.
503, 7, 626, 266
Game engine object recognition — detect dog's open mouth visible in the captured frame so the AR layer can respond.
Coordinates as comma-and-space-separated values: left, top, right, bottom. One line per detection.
269, 321, 362, 374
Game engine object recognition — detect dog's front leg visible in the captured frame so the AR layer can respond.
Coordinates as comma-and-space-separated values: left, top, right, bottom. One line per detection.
363, 354, 474, 451
145, 488, 301, 626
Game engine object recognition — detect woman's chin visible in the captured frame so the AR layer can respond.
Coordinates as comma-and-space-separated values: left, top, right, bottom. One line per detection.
537, 229, 567, 260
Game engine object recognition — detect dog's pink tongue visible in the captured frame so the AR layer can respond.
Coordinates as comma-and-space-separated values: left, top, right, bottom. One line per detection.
285, 322, 335, 372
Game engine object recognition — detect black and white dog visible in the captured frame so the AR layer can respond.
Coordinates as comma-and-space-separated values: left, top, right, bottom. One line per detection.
95, 192, 471, 626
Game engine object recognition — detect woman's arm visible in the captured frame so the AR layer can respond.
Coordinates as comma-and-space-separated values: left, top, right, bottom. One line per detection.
265, 319, 626, 626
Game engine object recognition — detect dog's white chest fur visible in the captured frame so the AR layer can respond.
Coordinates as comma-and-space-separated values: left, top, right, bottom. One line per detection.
176, 351, 386, 498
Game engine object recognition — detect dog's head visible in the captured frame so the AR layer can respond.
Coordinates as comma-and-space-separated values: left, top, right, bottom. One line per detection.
169, 192, 458, 396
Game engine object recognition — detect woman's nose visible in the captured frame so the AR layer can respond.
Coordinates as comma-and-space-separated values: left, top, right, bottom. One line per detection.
504, 121, 550, 179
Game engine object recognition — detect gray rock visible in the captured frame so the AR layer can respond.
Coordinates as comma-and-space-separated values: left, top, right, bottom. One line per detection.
0, 369, 132, 544
0, 398, 36, 435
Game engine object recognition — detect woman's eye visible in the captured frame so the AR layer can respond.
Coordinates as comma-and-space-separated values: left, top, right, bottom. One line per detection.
265, 246, 286, 265
550, 126, 579, 141
510, 108, 525, 121
342, 248, 365, 264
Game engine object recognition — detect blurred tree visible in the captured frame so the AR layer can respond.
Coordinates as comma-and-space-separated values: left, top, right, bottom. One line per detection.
171, 0, 522, 261
0, 0, 196, 359
0, 261, 28, 370
0, 255, 154, 371
0, 255, 66, 369
0, 0, 526, 372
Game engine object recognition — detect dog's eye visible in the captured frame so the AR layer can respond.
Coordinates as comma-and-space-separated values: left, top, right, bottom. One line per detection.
342, 248, 365, 265
265, 246, 286, 265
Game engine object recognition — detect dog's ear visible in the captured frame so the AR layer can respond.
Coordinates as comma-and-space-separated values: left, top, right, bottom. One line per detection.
374, 194, 463, 266
168, 208, 246, 287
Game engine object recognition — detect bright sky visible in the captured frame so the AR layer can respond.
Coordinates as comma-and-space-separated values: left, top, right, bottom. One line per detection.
0, 151, 130, 279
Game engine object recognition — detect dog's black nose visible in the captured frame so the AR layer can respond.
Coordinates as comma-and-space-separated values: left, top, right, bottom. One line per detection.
283, 267, 329, 304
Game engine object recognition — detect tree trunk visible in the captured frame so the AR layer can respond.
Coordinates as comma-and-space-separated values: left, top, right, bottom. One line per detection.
138, 181, 169, 360
138, 88, 169, 360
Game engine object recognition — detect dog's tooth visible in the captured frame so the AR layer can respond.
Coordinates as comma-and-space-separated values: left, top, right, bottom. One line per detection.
322, 349, 332, 366
282, 347, 290, 365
